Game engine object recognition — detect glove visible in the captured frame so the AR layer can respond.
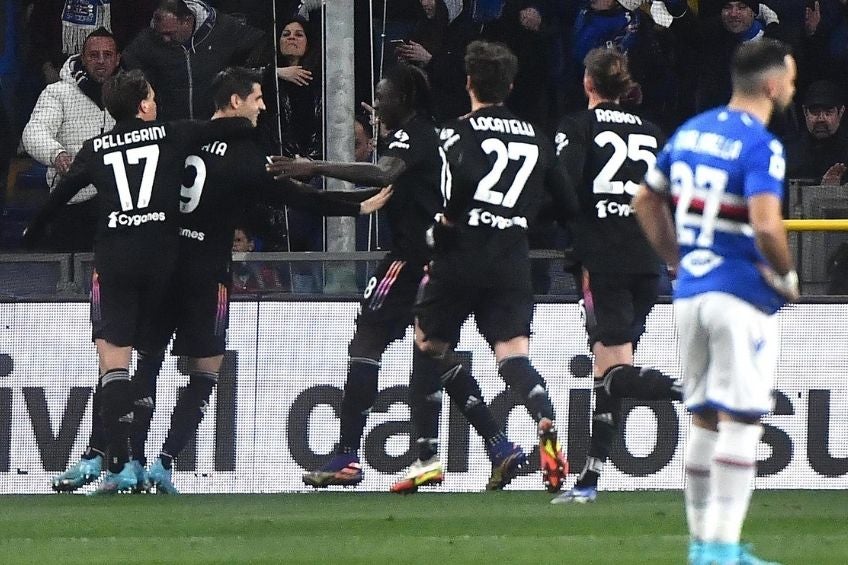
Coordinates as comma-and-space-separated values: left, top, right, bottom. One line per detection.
425, 216, 459, 252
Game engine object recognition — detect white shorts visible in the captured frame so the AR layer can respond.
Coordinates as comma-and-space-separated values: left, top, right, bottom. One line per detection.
674, 292, 778, 417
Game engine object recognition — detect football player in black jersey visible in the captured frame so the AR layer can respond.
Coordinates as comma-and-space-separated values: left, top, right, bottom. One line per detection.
121, 67, 392, 494
270, 63, 528, 492
23, 69, 253, 494
551, 48, 682, 504
414, 40, 577, 493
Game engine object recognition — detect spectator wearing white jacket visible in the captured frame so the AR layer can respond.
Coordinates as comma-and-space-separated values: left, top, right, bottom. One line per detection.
22, 27, 119, 252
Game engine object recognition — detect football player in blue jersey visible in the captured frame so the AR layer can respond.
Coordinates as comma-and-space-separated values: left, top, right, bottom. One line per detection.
634, 39, 798, 565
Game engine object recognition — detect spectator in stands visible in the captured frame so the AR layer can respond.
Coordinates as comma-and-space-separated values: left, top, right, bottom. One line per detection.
259, 15, 322, 160
253, 14, 324, 294
483, 1, 552, 127
231, 227, 285, 293
122, 0, 266, 120
395, 0, 451, 71
665, 0, 782, 112
21, 27, 120, 252
795, 0, 848, 96
786, 79, 848, 185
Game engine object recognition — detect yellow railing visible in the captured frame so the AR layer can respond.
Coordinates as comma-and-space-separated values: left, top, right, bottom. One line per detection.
783, 219, 848, 232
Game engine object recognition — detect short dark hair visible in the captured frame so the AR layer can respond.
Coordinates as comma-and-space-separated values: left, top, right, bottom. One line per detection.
82, 27, 118, 52
731, 39, 792, 96
355, 113, 373, 139
211, 67, 262, 110
384, 62, 434, 119
155, 0, 193, 19
583, 47, 634, 101
103, 69, 150, 121
464, 40, 518, 104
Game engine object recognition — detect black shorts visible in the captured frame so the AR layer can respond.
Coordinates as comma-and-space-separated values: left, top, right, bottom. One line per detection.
90, 255, 177, 348
581, 269, 659, 347
414, 271, 533, 348
351, 256, 427, 352
142, 258, 230, 358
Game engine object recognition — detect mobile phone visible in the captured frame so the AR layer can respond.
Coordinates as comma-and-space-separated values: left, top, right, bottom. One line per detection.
389, 39, 407, 48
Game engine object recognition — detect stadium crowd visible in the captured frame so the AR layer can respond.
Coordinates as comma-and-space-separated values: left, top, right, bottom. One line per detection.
2, 0, 848, 259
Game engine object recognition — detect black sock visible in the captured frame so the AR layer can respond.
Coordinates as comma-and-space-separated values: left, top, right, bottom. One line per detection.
440, 362, 501, 441
159, 452, 174, 470
410, 348, 443, 461
99, 369, 133, 473
86, 379, 109, 457
162, 371, 216, 459
498, 356, 555, 422
603, 364, 682, 401
338, 358, 380, 452
130, 348, 165, 465
576, 381, 621, 489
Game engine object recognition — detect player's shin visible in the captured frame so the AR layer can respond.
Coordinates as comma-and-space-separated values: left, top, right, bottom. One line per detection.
685, 425, 718, 543
704, 421, 762, 544
130, 348, 165, 465
498, 356, 554, 422
602, 364, 682, 401
85, 379, 109, 458
338, 357, 380, 453
576, 381, 621, 489
98, 368, 134, 473
410, 348, 443, 462
160, 371, 217, 462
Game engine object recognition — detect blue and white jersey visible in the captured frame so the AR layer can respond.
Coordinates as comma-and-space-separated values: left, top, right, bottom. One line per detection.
644, 107, 786, 314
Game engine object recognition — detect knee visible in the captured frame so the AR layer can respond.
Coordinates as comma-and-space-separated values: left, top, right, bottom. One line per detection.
348, 330, 387, 361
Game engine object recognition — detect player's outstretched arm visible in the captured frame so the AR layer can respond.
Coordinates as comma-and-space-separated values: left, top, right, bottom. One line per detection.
261, 174, 378, 217
266, 154, 407, 187
632, 184, 679, 270
22, 147, 93, 248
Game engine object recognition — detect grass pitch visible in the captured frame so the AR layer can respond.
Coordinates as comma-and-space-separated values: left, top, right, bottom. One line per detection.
0, 490, 844, 564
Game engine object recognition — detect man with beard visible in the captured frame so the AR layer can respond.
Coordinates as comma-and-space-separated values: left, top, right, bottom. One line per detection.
23, 27, 120, 252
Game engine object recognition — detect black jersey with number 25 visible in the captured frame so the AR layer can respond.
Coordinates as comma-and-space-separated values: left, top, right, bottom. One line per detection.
555, 102, 664, 273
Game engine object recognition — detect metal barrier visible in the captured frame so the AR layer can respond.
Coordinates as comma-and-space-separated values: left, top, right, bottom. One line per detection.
787, 181, 848, 294
2, 250, 576, 301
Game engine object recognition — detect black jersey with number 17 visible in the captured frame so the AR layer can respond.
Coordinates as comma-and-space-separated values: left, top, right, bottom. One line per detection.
436, 105, 577, 287
34, 117, 251, 268
555, 102, 664, 273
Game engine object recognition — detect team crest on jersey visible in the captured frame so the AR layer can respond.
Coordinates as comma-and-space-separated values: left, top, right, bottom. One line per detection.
554, 132, 569, 156
388, 129, 410, 150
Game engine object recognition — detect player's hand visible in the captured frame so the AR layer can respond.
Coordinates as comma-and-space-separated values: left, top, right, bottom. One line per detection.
277, 66, 313, 86
757, 264, 800, 301
53, 151, 73, 175
425, 214, 458, 251
360, 185, 393, 215
821, 162, 846, 186
266, 155, 317, 179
